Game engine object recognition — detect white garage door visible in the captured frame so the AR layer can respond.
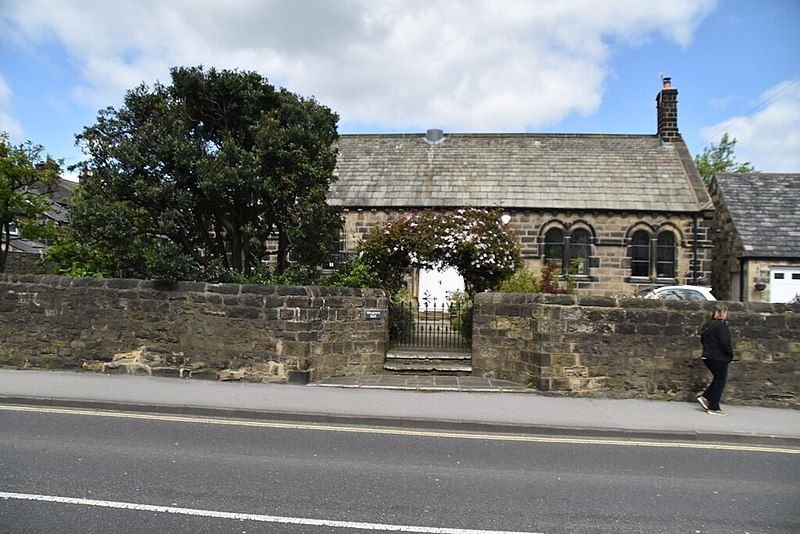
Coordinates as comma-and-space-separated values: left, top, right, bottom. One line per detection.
770, 267, 800, 303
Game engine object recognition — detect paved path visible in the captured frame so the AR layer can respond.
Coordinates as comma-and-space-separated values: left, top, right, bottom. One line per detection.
314, 374, 530, 392
0, 369, 798, 446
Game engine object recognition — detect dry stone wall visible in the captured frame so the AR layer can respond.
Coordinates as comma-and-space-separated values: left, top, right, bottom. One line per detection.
0, 274, 387, 382
473, 293, 799, 408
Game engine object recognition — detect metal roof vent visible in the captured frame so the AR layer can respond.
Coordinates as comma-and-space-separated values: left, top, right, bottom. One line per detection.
424, 128, 445, 144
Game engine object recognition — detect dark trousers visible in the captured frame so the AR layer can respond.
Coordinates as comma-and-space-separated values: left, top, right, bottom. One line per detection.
702, 359, 729, 411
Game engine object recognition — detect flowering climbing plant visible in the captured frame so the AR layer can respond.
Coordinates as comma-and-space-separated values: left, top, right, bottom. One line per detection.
358, 208, 521, 296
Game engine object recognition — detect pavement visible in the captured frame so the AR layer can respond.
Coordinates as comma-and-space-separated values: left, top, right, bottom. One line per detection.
314, 374, 531, 392
1, 369, 798, 447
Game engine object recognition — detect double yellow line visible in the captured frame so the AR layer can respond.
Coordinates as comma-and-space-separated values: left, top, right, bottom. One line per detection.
1, 403, 797, 455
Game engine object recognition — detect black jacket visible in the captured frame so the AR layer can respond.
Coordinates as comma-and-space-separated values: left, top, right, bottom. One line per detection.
700, 319, 734, 362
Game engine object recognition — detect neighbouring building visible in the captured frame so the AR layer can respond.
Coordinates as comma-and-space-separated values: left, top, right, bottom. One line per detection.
32, 177, 75, 237
1, 178, 75, 274
710, 172, 800, 303
328, 79, 714, 297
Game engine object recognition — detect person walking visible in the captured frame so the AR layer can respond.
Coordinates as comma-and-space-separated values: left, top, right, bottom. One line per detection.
697, 303, 734, 416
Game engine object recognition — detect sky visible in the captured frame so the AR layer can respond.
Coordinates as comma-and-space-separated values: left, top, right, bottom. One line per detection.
1, 0, 798, 177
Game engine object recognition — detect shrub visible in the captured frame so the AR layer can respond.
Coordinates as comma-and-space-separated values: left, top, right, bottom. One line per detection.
498, 263, 571, 294
497, 267, 540, 293
358, 208, 521, 296
448, 290, 473, 341
326, 257, 383, 289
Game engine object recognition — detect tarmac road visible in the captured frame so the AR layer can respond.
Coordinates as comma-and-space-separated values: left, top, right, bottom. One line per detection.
1, 405, 798, 534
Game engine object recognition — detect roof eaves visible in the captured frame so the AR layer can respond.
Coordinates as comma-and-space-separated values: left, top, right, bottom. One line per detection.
672, 138, 714, 211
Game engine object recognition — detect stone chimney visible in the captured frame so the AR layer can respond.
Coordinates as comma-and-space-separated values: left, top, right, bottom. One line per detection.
656, 77, 680, 142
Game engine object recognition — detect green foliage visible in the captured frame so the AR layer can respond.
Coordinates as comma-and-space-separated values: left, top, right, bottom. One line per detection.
214, 256, 381, 289
497, 262, 572, 294
525, 374, 538, 389
61, 66, 342, 282
448, 290, 473, 340
358, 208, 521, 296
19, 218, 59, 244
694, 133, 755, 188
562, 258, 584, 292
264, 264, 326, 286
0, 131, 61, 272
40, 229, 114, 278
326, 257, 383, 289
498, 266, 539, 293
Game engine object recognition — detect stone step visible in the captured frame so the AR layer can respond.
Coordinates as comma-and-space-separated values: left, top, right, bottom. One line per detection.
383, 362, 473, 375
385, 350, 471, 362
383, 350, 472, 375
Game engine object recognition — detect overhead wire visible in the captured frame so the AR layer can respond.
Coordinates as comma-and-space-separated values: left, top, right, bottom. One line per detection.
693, 74, 800, 154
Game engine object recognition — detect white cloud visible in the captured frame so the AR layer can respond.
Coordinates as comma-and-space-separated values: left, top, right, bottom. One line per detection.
3, 0, 715, 131
0, 73, 23, 140
701, 80, 800, 172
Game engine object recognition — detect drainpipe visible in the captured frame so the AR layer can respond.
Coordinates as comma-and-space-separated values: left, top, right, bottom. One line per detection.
739, 258, 746, 302
692, 215, 699, 284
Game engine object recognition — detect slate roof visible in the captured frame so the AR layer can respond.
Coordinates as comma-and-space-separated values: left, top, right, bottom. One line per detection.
714, 173, 800, 258
30, 178, 75, 225
8, 237, 47, 255
29, 178, 76, 204
329, 133, 711, 212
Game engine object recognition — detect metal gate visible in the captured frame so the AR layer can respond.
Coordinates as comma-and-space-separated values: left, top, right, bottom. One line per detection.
389, 295, 472, 350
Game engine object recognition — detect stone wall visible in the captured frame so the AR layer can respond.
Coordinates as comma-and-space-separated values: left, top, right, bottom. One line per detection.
0, 274, 388, 381
473, 293, 799, 407
2, 252, 39, 275
342, 208, 712, 297
709, 178, 742, 300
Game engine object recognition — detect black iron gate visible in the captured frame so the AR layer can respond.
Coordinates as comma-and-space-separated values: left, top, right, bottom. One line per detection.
389, 295, 472, 350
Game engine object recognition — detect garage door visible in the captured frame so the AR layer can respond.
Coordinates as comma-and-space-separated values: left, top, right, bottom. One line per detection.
770, 267, 800, 303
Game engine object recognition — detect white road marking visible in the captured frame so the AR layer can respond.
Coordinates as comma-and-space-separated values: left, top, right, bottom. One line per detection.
0, 491, 541, 533
0, 404, 797, 455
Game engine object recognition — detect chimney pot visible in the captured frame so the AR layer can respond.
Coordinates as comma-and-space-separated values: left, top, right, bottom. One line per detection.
662, 76, 672, 89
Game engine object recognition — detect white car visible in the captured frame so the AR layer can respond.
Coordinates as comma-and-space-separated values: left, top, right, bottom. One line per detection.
640, 285, 717, 302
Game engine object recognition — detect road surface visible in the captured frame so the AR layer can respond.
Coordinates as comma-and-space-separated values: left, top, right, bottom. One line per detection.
1, 405, 798, 533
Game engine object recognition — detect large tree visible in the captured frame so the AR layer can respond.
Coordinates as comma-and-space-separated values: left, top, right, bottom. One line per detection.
69, 66, 341, 281
694, 133, 755, 188
0, 131, 60, 272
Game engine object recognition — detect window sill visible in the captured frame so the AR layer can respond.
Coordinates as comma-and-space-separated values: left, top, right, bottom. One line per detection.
560, 274, 597, 283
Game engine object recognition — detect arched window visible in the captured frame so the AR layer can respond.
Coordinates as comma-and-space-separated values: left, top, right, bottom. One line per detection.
570, 229, 590, 275
656, 232, 676, 279
544, 228, 564, 268
631, 230, 650, 277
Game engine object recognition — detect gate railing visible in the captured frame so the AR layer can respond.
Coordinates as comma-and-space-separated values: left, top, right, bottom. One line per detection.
389, 295, 472, 350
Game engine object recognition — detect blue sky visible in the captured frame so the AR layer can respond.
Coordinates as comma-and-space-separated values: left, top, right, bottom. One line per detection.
1, 0, 798, 175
